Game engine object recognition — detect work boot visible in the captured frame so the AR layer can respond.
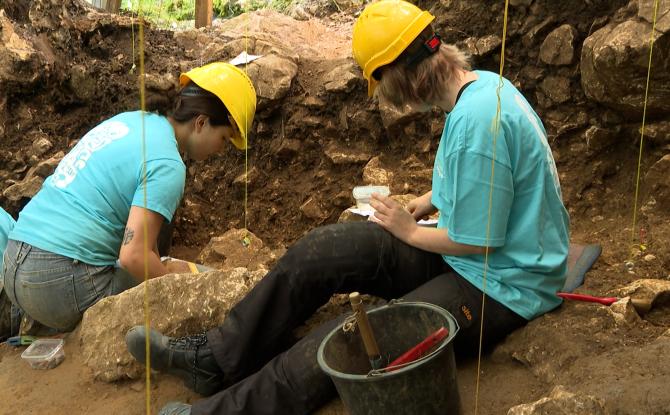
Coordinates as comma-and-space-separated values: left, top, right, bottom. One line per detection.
158, 402, 192, 415
125, 326, 224, 396
0, 289, 16, 342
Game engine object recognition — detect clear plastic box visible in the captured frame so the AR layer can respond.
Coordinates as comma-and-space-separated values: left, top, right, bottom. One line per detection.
21, 338, 65, 369
352, 185, 390, 210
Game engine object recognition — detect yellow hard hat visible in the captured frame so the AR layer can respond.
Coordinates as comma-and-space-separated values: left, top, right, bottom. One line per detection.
180, 62, 257, 150
352, 0, 435, 96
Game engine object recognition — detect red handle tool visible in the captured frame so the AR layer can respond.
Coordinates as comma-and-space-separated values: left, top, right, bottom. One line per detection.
557, 292, 619, 306
385, 327, 449, 372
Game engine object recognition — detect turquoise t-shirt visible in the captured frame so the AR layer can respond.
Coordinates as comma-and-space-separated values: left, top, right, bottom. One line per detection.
432, 70, 570, 320
10, 111, 186, 266
0, 208, 16, 271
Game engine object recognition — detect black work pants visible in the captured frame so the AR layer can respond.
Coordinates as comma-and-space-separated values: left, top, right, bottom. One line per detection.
193, 222, 526, 415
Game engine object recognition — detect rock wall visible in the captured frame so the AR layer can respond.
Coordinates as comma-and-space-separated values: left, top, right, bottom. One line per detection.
1, 0, 669, 250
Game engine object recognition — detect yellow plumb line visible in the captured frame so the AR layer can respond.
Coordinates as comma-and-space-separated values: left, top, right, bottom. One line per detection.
475, 1, 511, 414
134, 2, 152, 414
630, 0, 659, 263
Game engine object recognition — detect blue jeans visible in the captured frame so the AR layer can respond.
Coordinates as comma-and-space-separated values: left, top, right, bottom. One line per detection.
2, 240, 138, 331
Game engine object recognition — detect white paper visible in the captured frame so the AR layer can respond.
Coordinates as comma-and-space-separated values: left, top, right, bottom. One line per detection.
348, 208, 376, 217
347, 208, 438, 226
229, 51, 263, 66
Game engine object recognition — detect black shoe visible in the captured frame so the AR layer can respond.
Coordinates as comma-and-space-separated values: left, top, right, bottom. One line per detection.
159, 402, 191, 415
0, 289, 16, 342
125, 326, 224, 396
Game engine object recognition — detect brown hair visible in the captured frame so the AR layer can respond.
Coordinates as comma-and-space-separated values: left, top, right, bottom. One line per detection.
145, 82, 231, 126
376, 25, 471, 109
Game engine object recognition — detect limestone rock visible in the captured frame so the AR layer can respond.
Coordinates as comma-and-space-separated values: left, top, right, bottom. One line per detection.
300, 197, 328, 221
377, 95, 425, 133
30, 135, 53, 157
584, 126, 617, 154
461, 35, 502, 57
338, 209, 368, 224
324, 144, 371, 165
245, 54, 298, 110
607, 297, 643, 326
274, 138, 302, 161
0, 10, 41, 85
197, 228, 282, 271
539, 76, 571, 104
323, 63, 359, 94
540, 24, 578, 66
507, 386, 607, 415
145, 72, 177, 92
581, 20, 670, 116
233, 167, 260, 189
638, 0, 670, 34
78, 268, 266, 382
69, 64, 97, 101
2, 175, 43, 201
645, 121, 670, 145
643, 155, 670, 209
28, 151, 64, 178
362, 156, 393, 186
302, 96, 326, 109
617, 278, 670, 306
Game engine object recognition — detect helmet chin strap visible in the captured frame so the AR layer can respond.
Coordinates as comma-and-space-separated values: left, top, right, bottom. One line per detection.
405, 34, 442, 67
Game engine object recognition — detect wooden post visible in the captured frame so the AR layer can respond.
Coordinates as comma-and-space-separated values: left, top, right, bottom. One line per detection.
105, 0, 122, 13
195, 0, 213, 28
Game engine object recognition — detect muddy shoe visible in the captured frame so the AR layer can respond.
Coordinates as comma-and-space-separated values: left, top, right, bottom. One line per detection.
0, 289, 16, 342
125, 326, 224, 396
158, 402, 191, 415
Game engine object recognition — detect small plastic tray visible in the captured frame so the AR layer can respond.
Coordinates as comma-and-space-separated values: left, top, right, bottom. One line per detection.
21, 338, 65, 370
352, 185, 390, 209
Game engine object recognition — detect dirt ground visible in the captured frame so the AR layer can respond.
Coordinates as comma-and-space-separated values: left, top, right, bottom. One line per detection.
0, 333, 545, 415
1, 0, 669, 414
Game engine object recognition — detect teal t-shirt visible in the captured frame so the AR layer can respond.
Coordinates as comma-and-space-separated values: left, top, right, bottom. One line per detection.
432, 70, 570, 320
10, 111, 186, 266
0, 208, 16, 271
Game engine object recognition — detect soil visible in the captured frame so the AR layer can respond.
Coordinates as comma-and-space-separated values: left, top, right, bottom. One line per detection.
1, 0, 669, 414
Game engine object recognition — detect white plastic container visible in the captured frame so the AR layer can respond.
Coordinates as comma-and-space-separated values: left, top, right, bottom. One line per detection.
353, 185, 390, 210
21, 338, 65, 369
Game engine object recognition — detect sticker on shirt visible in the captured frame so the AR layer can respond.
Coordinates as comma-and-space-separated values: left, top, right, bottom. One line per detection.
51, 121, 130, 189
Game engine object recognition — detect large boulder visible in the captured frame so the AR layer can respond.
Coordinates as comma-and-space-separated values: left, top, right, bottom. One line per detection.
78, 267, 266, 382
580, 19, 670, 117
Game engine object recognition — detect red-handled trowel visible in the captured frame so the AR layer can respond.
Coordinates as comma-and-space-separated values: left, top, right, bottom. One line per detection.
557, 292, 653, 315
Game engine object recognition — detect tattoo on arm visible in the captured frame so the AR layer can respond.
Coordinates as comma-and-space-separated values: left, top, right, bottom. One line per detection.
123, 227, 135, 245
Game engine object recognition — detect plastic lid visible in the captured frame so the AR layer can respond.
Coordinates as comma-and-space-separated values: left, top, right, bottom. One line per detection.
353, 185, 390, 199
21, 339, 64, 360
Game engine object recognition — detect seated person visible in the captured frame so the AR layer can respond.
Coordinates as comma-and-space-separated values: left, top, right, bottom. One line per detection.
125, 1, 569, 414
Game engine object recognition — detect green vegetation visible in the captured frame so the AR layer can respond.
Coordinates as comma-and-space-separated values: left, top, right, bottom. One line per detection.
121, 0, 300, 25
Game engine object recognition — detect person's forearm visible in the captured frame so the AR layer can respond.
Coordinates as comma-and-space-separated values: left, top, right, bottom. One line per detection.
121, 251, 170, 281
406, 226, 491, 256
